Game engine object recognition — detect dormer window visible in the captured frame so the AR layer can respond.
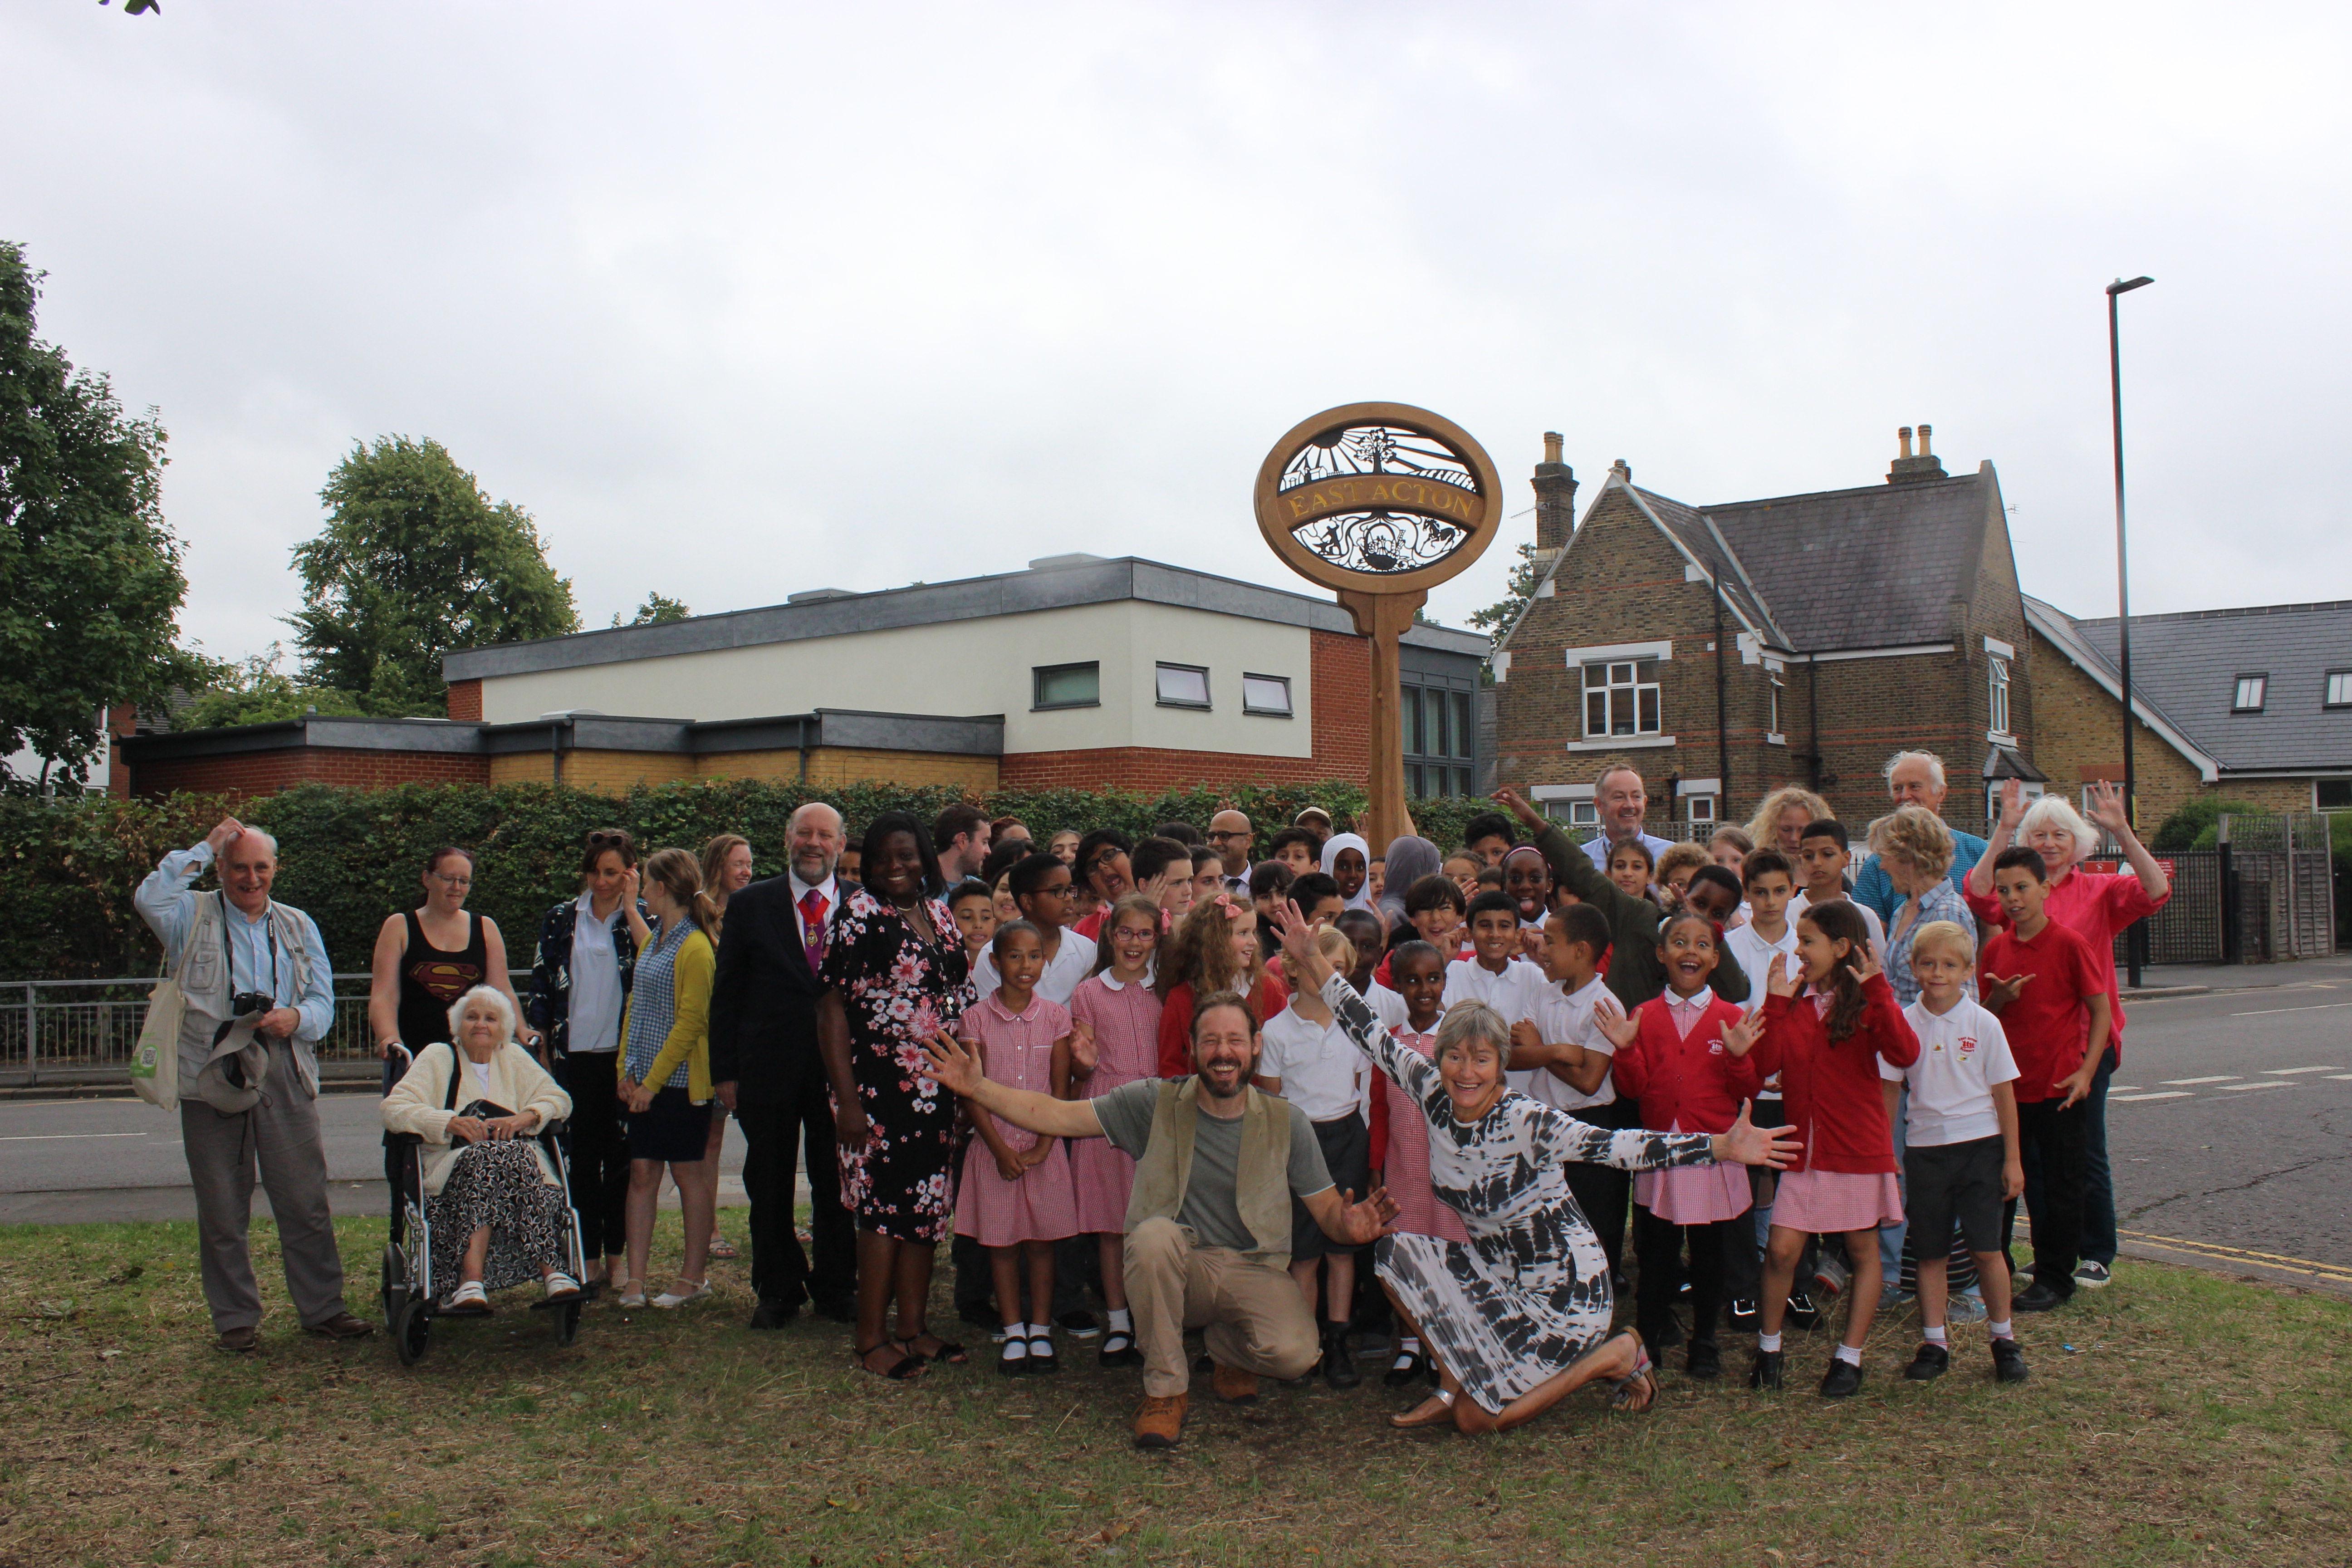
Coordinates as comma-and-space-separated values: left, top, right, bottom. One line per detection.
2232, 674, 2268, 713
2326, 670, 2352, 710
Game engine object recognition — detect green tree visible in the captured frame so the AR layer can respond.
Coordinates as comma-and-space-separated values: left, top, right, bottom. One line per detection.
614, 592, 690, 627
0, 241, 192, 788
289, 436, 579, 715
175, 643, 366, 730
1466, 540, 1542, 639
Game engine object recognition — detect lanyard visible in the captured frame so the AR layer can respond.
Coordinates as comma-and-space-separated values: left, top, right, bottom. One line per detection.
219, 892, 279, 1000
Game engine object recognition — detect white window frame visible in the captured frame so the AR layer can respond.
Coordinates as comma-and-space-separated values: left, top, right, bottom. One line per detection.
1582, 658, 1661, 740
2232, 673, 2267, 713
1154, 662, 1212, 710
1240, 672, 1293, 718
1684, 794, 1718, 824
1987, 654, 2012, 738
2324, 670, 2352, 710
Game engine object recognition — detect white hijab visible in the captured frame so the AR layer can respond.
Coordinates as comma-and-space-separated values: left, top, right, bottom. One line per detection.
1320, 832, 1377, 913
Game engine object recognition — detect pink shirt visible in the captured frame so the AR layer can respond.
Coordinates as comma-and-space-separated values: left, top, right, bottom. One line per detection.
1967, 865, 2167, 1049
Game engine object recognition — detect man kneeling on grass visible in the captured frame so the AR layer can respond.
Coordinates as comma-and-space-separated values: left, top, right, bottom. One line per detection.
921, 992, 1395, 1449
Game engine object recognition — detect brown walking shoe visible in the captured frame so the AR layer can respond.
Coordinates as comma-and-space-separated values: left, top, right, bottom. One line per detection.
1131, 1393, 1187, 1449
1210, 1359, 1259, 1405
212, 1326, 258, 1354
305, 1312, 376, 1341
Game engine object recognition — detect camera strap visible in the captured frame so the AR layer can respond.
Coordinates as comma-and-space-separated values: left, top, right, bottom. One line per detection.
218, 891, 279, 1003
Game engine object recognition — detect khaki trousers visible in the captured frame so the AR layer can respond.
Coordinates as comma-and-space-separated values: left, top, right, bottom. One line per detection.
179, 1040, 349, 1334
1124, 1216, 1319, 1397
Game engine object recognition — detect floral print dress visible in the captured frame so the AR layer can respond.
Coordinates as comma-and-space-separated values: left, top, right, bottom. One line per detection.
820, 886, 974, 1244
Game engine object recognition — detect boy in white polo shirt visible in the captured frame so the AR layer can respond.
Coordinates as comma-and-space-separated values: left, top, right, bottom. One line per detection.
1511, 902, 1637, 1281
1885, 919, 2029, 1386
1443, 890, 1552, 1095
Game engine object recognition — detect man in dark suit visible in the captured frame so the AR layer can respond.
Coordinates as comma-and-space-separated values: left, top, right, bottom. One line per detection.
710, 801, 855, 1327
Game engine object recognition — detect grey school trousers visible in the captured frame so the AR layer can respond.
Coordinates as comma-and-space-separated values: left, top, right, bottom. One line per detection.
178, 1040, 350, 1333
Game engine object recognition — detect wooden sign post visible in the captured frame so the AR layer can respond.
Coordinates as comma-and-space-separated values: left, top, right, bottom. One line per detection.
1253, 403, 1503, 857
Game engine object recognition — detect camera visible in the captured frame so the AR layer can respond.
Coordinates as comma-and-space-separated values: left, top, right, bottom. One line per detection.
230, 991, 274, 1019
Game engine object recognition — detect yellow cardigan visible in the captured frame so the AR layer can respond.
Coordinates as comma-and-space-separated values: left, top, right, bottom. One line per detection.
620, 926, 714, 1104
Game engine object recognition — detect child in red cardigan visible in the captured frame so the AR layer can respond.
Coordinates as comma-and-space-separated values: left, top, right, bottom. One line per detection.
1600, 910, 1762, 1379
1746, 900, 1921, 1398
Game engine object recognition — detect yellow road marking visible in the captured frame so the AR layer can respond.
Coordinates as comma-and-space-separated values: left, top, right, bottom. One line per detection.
2119, 1229, 2352, 1284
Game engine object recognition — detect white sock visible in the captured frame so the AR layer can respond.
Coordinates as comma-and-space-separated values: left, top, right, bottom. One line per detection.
1834, 1343, 1863, 1367
1758, 1332, 1783, 1353
1393, 1335, 1421, 1366
1107, 1308, 1133, 1333
1922, 1324, 1948, 1345
1001, 1330, 1029, 1360
1988, 1318, 2015, 1341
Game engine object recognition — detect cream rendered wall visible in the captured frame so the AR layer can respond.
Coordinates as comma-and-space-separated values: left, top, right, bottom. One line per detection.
475, 602, 1315, 758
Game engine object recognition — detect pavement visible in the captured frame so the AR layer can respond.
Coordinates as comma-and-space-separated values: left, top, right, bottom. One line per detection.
4, 955, 2347, 1298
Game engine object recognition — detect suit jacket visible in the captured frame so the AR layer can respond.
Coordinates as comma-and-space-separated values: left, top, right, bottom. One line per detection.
708, 874, 831, 1104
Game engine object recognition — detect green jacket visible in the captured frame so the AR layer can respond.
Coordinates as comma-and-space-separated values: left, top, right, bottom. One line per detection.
1534, 824, 1751, 1012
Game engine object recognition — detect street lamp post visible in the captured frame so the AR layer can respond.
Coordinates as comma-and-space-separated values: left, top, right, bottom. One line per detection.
2107, 274, 2154, 987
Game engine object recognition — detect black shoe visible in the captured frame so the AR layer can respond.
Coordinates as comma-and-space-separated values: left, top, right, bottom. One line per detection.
1098, 1328, 1143, 1369
1653, 1312, 1686, 1349
957, 1302, 1000, 1329
1903, 1343, 1950, 1382
1819, 1358, 1864, 1398
1785, 1293, 1824, 1331
1322, 1323, 1360, 1390
811, 1296, 858, 1324
1729, 1298, 1759, 1332
1747, 1349, 1784, 1390
997, 1347, 1029, 1378
1686, 1338, 1721, 1380
1057, 1309, 1102, 1340
1027, 1333, 1059, 1373
747, 1299, 799, 1331
1383, 1348, 1428, 1389
1991, 1337, 2030, 1384
2012, 1282, 2067, 1313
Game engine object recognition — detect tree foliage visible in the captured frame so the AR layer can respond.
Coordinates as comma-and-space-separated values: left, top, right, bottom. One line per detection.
615, 592, 690, 627
288, 436, 579, 716
1466, 539, 1542, 639
2150, 795, 2267, 852
174, 642, 366, 730
0, 241, 192, 785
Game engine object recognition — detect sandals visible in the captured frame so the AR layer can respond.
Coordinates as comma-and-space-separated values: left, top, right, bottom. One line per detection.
615, 1280, 647, 1310
442, 1280, 492, 1316
898, 1332, 970, 1367
1606, 1331, 1658, 1413
855, 1341, 927, 1381
706, 1235, 740, 1260
1388, 1389, 1457, 1430
652, 1279, 710, 1309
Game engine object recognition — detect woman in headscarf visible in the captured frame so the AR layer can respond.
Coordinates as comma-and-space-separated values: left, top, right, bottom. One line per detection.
1375, 835, 1442, 934
1319, 833, 1377, 914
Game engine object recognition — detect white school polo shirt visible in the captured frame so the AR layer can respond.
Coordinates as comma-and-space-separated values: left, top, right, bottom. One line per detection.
1442, 956, 1551, 1096
1259, 1004, 1374, 1123
1526, 973, 1617, 1113
1883, 996, 2019, 1147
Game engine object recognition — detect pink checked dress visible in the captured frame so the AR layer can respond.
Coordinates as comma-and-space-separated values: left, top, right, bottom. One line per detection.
1067, 972, 1163, 1234
954, 990, 1080, 1247
1382, 1023, 1471, 1244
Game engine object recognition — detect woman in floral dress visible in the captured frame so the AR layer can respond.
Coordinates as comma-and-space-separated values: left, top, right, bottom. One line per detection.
817, 812, 976, 1380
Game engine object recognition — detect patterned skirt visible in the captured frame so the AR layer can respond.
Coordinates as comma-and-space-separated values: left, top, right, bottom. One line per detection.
428, 1136, 571, 1296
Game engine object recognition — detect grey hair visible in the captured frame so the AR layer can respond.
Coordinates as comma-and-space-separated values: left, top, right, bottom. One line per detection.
228, 826, 279, 858
445, 984, 517, 1045
1882, 750, 1947, 793
2018, 794, 2098, 866
1433, 998, 1511, 1065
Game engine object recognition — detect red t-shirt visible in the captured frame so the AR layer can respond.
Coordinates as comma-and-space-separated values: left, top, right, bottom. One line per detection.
1979, 920, 2105, 1103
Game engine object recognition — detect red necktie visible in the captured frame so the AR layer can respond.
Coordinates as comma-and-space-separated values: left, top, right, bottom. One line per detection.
799, 887, 828, 970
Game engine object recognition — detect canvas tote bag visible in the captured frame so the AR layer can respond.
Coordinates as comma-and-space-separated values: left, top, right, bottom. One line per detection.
128, 910, 197, 1111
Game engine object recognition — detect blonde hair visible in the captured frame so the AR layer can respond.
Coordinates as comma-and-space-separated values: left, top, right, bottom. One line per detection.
1744, 786, 1833, 849
2018, 795, 2098, 866
1867, 804, 1956, 881
1313, 925, 1355, 976
1908, 919, 1976, 966
642, 847, 721, 944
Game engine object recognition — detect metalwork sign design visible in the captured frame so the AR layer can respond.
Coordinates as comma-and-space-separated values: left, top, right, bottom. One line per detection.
1254, 404, 1502, 597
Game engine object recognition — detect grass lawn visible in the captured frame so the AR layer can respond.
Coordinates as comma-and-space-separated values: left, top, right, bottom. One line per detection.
3, 1215, 2348, 1567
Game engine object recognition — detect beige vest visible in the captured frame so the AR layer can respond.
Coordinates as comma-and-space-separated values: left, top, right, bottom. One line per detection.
175, 892, 322, 1100
1123, 1078, 1295, 1270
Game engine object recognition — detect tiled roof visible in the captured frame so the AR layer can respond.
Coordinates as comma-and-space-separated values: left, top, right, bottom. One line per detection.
1627, 486, 1788, 646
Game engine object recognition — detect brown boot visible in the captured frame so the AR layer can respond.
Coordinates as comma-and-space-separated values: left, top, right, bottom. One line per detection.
1131, 1393, 1187, 1449
1210, 1359, 1259, 1405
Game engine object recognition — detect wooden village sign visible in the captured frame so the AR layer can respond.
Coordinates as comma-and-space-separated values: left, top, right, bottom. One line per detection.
1253, 402, 1503, 855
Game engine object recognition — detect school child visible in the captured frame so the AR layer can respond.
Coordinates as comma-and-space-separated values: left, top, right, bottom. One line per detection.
1268, 828, 1320, 877
1154, 893, 1288, 1078
1978, 847, 2111, 1312
1188, 844, 1226, 908
1363, 938, 1466, 1386
1722, 848, 1809, 1328
1501, 845, 1553, 927
1367, 855, 1387, 906
1255, 925, 1377, 1389
1474, 864, 1504, 894
1372, 873, 1469, 986
1519, 902, 1637, 1280
1790, 819, 1889, 956
973, 853, 1095, 1004
991, 870, 1020, 927
1072, 836, 1191, 940
1747, 901, 1920, 1397
1249, 860, 1297, 960
1067, 893, 1165, 1369
1605, 839, 1657, 903
1444, 890, 1552, 1094
1890, 920, 2029, 1383
1442, 851, 1483, 901
1321, 832, 1375, 912
1655, 842, 1709, 911
955, 921, 1081, 1376
1708, 824, 1755, 873
1265, 872, 1346, 989
949, 877, 999, 974
1599, 910, 1762, 1377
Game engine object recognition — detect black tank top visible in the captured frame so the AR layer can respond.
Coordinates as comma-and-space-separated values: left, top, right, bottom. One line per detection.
397, 909, 488, 1046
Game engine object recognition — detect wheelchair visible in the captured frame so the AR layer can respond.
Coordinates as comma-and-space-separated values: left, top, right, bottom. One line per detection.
378, 1044, 588, 1365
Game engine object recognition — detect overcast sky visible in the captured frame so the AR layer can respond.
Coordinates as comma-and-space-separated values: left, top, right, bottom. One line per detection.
7, 3, 2348, 666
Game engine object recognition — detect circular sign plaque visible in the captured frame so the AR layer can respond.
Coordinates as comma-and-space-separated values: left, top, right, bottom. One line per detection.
1252, 402, 1504, 598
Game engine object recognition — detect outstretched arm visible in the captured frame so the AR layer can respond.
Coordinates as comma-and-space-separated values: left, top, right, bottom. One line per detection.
1270, 900, 1433, 1101
1537, 1098, 1799, 1172
920, 1031, 1105, 1141
1300, 1182, 1398, 1245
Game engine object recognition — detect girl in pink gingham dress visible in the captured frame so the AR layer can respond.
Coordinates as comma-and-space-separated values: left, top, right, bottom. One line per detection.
955, 921, 1079, 1375
1066, 893, 1166, 1368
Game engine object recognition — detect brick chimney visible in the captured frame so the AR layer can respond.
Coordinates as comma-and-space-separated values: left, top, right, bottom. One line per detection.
1887, 422, 1947, 484
1532, 430, 1577, 552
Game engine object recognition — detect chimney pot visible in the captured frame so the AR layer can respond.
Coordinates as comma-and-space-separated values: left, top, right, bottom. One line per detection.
1610, 458, 1631, 480
1898, 426, 1913, 458
1917, 423, 1932, 457
1542, 431, 1563, 465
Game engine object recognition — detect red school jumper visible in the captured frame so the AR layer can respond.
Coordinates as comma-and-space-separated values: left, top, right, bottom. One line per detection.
1751, 974, 1920, 1174
1610, 991, 1761, 1137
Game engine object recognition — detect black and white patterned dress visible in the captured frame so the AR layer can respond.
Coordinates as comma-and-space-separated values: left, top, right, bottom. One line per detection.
1322, 974, 1719, 1413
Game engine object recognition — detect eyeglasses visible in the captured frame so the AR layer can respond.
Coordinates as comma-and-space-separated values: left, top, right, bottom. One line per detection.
429, 873, 473, 888
1207, 830, 1248, 843
1111, 926, 1156, 943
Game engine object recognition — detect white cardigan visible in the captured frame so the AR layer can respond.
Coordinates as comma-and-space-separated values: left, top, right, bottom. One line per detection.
381, 1041, 573, 1197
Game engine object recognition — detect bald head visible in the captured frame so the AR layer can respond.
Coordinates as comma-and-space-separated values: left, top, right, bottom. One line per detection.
1208, 808, 1253, 876
787, 802, 843, 883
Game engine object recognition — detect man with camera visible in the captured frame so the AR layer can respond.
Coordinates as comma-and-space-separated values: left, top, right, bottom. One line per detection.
134, 817, 373, 1351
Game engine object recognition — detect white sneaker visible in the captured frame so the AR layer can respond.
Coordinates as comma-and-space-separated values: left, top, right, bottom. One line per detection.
1946, 1292, 1987, 1324
652, 1279, 711, 1309
2073, 1260, 2113, 1289
544, 1272, 582, 1303
443, 1280, 491, 1315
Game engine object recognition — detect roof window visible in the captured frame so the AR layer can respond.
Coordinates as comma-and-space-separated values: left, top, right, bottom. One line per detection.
2231, 674, 2267, 713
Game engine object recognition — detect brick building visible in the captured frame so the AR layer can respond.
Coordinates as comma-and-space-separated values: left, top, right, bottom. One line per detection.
2025, 595, 2352, 825
1491, 427, 2042, 830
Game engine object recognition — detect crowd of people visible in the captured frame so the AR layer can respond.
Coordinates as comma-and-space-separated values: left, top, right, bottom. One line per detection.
129, 748, 2171, 1446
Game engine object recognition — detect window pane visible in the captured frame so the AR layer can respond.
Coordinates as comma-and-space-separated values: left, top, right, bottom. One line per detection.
1406, 686, 1424, 754
1583, 662, 1604, 691
2318, 779, 2352, 810
1155, 663, 1210, 706
1452, 692, 1473, 758
1035, 662, 1099, 707
1242, 674, 1291, 715
2328, 672, 2352, 707
1585, 690, 1608, 737
1637, 686, 1661, 733
1610, 662, 1634, 685
1431, 689, 1450, 757
1406, 764, 1423, 798
2234, 676, 2266, 711
1455, 768, 1472, 798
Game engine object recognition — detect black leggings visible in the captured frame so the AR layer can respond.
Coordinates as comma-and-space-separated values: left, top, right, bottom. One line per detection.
559, 1052, 631, 1259
1633, 1206, 1739, 1350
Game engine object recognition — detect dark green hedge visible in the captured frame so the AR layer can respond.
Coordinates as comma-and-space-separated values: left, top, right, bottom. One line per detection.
5, 779, 1498, 980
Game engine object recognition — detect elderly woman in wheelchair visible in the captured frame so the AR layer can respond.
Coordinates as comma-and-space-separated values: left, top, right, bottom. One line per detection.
383, 985, 582, 1313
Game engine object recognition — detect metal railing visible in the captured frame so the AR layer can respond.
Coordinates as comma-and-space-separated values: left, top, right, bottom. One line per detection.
0, 973, 380, 1087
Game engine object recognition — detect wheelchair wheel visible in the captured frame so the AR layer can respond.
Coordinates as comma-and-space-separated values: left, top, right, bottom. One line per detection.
379, 1243, 408, 1326
392, 1293, 431, 1367
556, 1298, 583, 1347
